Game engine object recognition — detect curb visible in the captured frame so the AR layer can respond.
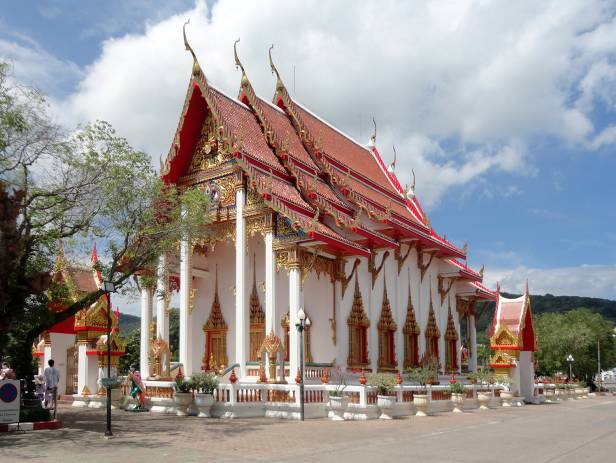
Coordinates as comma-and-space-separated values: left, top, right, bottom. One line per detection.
0, 420, 63, 432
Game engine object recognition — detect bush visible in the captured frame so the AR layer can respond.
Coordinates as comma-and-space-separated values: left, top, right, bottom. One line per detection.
328, 366, 348, 397
174, 377, 191, 393
367, 373, 397, 395
189, 372, 218, 394
407, 365, 436, 387
449, 382, 466, 394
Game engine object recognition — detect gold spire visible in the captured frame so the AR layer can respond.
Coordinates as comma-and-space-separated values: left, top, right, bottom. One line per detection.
182, 19, 201, 76
268, 44, 285, 92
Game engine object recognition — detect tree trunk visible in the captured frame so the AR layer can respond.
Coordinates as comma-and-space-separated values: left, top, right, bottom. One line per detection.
7, 328, 38, 399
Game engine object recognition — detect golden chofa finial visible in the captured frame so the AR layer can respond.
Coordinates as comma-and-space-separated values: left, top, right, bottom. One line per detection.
369, 117, 377, 146
387, 145, 396, 174
183, 19, 201, 76
269, 44, 285, 92
234, 38, 249, 88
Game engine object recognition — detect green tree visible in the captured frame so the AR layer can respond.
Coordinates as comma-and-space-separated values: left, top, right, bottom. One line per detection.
118, 329, 141, 374
169, 308, 179, 361
0, 61, 210, 394
535, 309, 616, 385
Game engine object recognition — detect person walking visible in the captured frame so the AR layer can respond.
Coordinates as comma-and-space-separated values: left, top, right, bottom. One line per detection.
44, 359, 60, 411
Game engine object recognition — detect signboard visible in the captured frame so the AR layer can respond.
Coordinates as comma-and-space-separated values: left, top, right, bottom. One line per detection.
0, 380, 20, 424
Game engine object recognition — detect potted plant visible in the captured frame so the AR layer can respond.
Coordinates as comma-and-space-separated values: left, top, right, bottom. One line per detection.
327, 367, 349, 421
466, 372, 479, 384
496, 376, 514, 407
190, 372, 218, 417
407, 363, 436, 417
449, 382, 466, 413
174, 377, 193, 416
475, 369, 493, 410
367, 373, 397, 419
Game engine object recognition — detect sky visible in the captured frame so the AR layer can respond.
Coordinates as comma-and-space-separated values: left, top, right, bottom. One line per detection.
2, 0, 616, 314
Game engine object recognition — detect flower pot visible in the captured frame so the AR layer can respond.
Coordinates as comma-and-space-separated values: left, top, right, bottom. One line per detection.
377, 395, 396, 420
195, 393, 214, 417
500, 391, 513, 407
110, 388, 122, 409
413, 393, 429, 417
545, 388, 556, 403
451, 393, 464, 413
477, 392, 491, 410
174, 392, 193, 416
328, 395, 349, 421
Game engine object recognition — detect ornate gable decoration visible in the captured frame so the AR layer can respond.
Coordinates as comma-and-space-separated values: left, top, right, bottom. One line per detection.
425, 293, 440, 339
347, 274, 370, 327
403, 282, 420, 335
490, 351, 516, 367
377, 281, 397, 332
249, 255, 265, 325
444, 307, 459, 341
204, 268, 227, 331
490, 324, 518, 349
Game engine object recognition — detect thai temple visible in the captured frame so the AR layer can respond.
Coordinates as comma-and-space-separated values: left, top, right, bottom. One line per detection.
34, 244, 125, 402
136, 25, 500, 393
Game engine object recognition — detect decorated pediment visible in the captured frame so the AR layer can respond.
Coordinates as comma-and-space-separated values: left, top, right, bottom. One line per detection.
259, 331, 285, 355
490, 351, 516, 367
204, 268, 227, 332
348, 275, 369, 327
377, 282, 397, 332
490, 324, 518, 348
445, 308, 458, 341
425, 296, 440, 339
403, 284, 420, 335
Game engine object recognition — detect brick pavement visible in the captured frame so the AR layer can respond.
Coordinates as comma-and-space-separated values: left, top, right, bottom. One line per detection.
1, 396, 615, 462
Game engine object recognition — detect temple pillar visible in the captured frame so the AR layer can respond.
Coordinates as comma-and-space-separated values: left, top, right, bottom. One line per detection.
140, 282, 153, 377
155, 254, 169, 343
179, 234, 193, 374
264, 223, 276, 335
288, 248, 301, 381
235, 185, 247, 378
469, 313, 478, 372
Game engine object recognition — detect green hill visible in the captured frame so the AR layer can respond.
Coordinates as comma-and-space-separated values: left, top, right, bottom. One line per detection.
119, 313, 140, 334
476, 293, 616, 339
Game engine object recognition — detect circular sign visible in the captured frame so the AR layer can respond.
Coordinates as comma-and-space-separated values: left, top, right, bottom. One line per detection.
0, 383, 18, 403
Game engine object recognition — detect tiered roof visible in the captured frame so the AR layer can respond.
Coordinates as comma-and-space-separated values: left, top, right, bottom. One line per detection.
160, 27, 491, 290
489, 283, 536, 352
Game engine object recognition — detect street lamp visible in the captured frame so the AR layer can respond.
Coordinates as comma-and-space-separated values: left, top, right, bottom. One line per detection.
566, 354, 574, 381
102, 280, 116, 438
295, 308, 311, 421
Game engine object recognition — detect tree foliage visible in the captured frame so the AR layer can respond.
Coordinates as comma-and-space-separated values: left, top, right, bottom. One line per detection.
535, 309, 616, 383
0, 61, 210, 392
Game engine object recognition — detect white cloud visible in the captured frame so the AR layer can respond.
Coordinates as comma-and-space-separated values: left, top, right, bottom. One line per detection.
6, 0, 616, 206
484, 265, 616, 300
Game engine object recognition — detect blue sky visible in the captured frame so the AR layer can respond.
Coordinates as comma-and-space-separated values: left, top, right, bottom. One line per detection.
2, 0, 616, 309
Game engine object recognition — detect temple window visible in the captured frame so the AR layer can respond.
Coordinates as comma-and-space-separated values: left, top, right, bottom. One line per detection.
444, 307, 459, 372
403, 283, 420, 369
424, 295, 440, 366
377, 282, 397, 372
249, 255, 265, 362
347, 275, 370, 368
202, 268, 228, 372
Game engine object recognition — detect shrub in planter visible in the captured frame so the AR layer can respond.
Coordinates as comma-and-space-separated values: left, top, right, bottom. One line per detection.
190, 372, 218, 417
174, 378, 193, 416
407, 365, 436, 416
367, 373, 397, 420
327, 367, 349, 420
449, 382, 466, 413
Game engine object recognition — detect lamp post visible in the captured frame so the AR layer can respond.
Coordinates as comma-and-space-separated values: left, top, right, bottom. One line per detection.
295, 308, 311, 421
103, 280, 116, 438
566, 354, 574, 382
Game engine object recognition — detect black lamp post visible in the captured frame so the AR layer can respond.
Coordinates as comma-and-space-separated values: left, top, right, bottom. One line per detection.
103, 280, 116, 438
566, 354, 574, 382
295, 308, 310, 421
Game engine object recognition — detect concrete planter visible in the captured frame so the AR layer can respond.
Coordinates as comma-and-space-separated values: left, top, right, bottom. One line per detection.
545, 388, 556, 403
477, 392, 491, 410
328, 395, 349, 421
195, 393, 214, 417
413, 394, 429, 417
451, 393, 465, 413
174, 392, 193, 416
377, 395, 396, 420
500, 391, 513, 407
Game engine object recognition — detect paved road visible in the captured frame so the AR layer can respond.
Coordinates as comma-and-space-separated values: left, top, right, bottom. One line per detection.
1, 396, 615, 462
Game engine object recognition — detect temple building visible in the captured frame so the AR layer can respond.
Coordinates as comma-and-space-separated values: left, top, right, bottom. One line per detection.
139, 28, 496, 385
34, 244, 125, 401
489, 283, 537, 398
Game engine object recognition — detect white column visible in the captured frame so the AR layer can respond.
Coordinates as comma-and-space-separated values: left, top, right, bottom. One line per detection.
156, 254, 169, 343
140, 283, 153, 377
288, 252, 301, 380
77, 342, 88, 395
469, 313, 478, 372
179, 236, 193, 374
265, 230, 276, 334
235, 187, 247, 378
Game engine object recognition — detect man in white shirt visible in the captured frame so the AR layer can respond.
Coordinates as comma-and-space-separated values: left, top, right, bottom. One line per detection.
44, 359, 60, 408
